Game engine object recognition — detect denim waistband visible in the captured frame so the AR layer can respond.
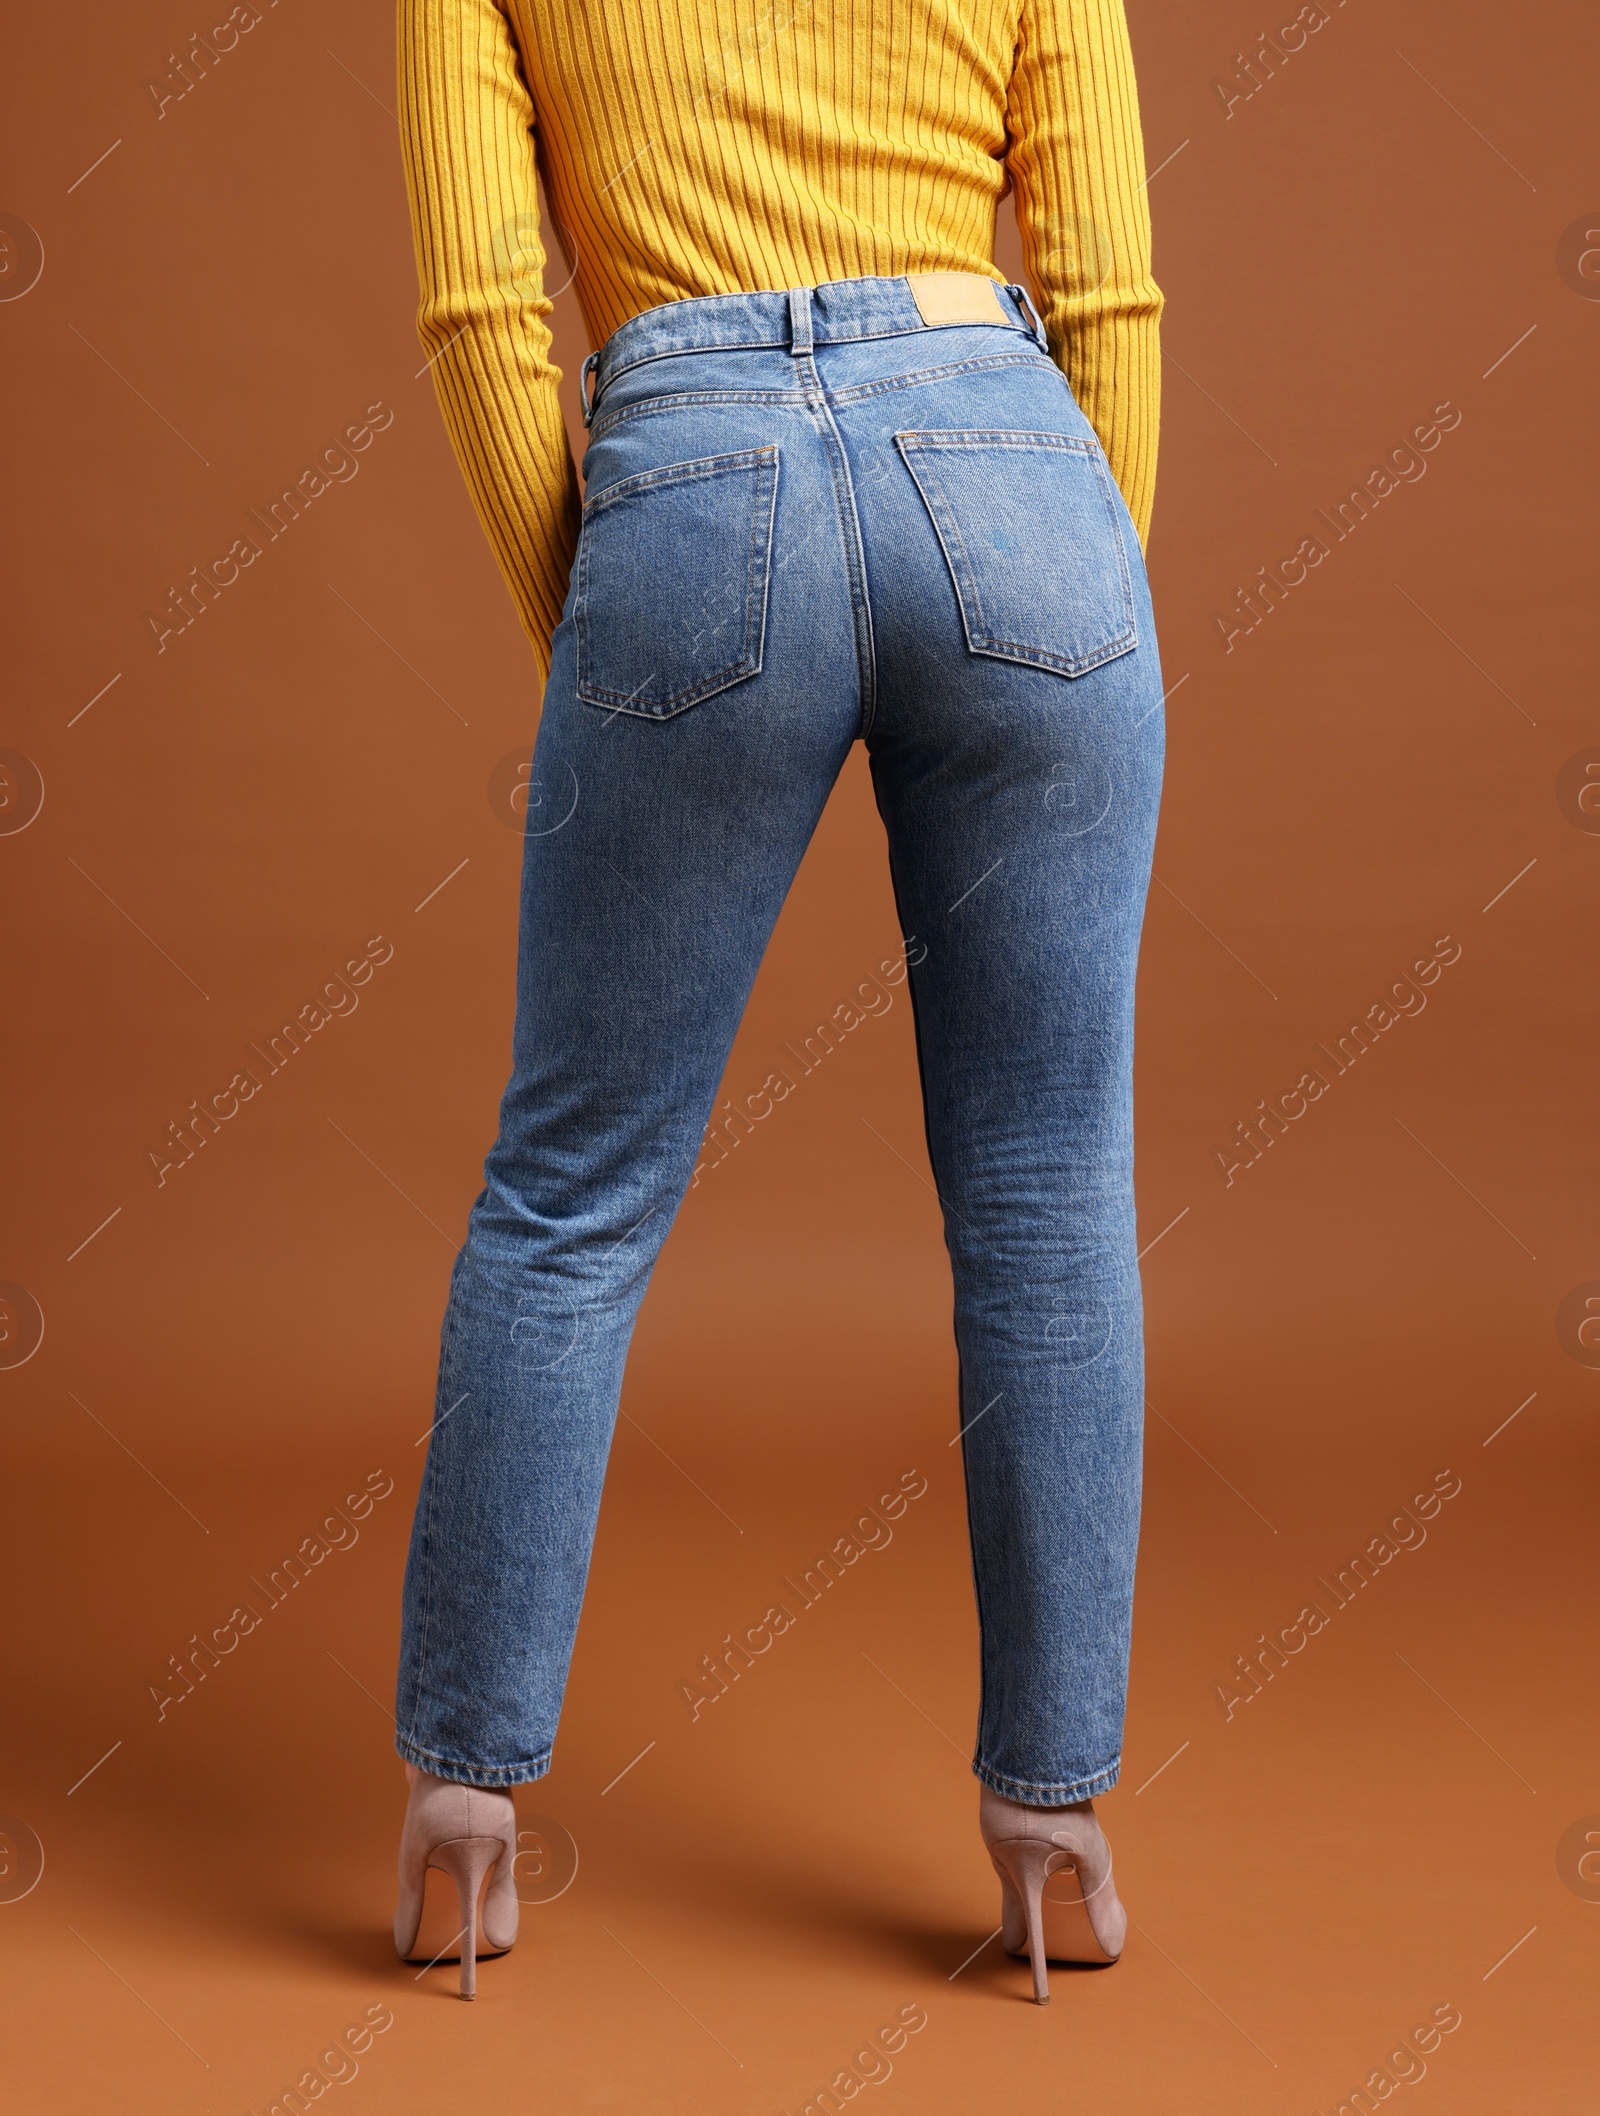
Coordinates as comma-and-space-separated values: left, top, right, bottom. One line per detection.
579, 273, 1050, 427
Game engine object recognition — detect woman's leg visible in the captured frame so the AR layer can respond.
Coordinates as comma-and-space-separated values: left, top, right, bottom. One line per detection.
864, 474, 1164, 1805
394, 445, 861, 1786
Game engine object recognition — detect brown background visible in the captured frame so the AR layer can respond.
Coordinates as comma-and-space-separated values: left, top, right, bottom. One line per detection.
3, 1, 1597, 2109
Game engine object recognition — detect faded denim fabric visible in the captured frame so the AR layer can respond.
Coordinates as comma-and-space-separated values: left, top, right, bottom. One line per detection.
396, 274, 1165, 1805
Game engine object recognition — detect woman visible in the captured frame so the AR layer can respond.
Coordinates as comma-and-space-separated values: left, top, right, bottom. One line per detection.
390, 0, 1164, 2005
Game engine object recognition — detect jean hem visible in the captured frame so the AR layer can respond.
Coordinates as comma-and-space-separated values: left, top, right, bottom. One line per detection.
394, 1732, 553, 1789
973, 1755, 1121, 1805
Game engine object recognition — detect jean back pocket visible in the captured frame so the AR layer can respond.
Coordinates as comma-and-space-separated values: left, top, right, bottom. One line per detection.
894, 430, 1136, 678
574, 445, 780, 718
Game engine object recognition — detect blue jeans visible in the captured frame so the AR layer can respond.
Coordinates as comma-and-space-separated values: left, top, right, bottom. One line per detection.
396, 274, 1165, 1805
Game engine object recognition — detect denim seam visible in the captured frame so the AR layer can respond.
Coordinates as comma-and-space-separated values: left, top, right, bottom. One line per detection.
575, 449, 780, 717
798, 362, 877, 739
399, 1389, 442, 1755
825, 350, 1059, 408
900, 429, 1096, 454
588, 355, 1062, 446
586, 353, 1055, 447
969, 633, 1138, 679
589, 336, 800, 419
973, 1757, 1123, 1803
581, 443, 777, 512
869, 830, 988, 1755
589, 389, 809, 445
394, 1731, 554, 1788
590, 316, 1037, 408
956, 1364, 996, 1777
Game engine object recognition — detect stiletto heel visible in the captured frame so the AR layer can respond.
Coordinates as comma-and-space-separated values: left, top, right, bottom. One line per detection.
979, 1784, 1126, 2004
987, 1836, 1058, 2002
428, 1836, 499, 1998
394, 1767, 520, 2000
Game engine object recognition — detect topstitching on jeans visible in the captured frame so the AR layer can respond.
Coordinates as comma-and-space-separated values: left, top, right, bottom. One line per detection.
400, 1386, 442, 1752
588, 314, 1037, 410
793, 349, 878, 739
587, 387, 810, 447
587, 350, 1056, 445
823, 349, 1060, 407
394, 1729, 554, 1786
893, 431, 1138, 676
973, 1757, 1123, 1804
578, 443, 778, 510
574, 448, 779, 714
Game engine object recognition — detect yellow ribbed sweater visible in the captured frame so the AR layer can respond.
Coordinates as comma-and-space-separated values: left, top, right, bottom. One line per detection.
397, 0, 1163, 679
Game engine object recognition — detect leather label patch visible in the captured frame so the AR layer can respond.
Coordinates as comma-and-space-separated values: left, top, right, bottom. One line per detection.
906, 271, 1011, 329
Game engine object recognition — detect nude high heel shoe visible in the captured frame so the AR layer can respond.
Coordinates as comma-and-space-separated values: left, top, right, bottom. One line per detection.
979, 1784, 1126, 2003
394, 1764, 520, 1999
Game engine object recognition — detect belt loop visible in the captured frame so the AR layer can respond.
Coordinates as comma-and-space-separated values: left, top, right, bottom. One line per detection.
579, 347, 600, 428
787, 284, 814, 358
1006, 280, 1051, 354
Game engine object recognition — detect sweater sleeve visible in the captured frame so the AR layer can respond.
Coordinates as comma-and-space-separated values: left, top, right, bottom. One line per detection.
1005, 0, 1164, 547
397, 0, 581, 680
